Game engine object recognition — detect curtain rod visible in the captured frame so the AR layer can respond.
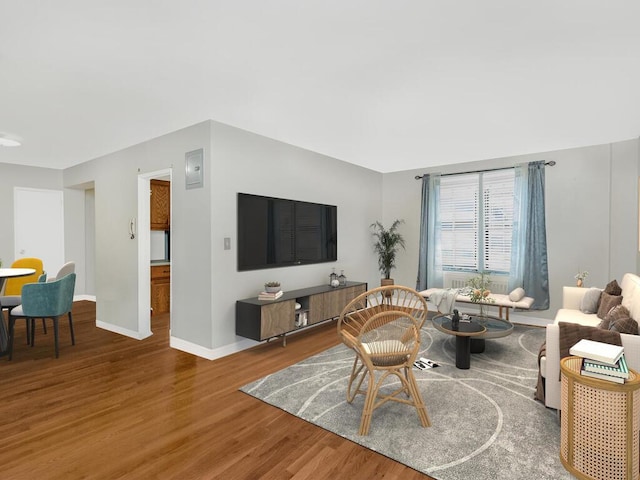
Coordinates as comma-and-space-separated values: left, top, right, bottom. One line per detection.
414, 160, 556, 180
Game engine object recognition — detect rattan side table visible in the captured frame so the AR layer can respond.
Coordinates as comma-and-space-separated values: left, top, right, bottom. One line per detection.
560, 356, 640, 480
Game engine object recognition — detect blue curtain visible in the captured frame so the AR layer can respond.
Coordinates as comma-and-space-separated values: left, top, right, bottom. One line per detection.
416, 174, 442, 291
508, 164, 527, 291
416, 175, 430, 291
522, 161, 550, 310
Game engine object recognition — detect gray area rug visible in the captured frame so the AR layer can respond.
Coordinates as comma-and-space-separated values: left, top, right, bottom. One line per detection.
240, 323, 570, 480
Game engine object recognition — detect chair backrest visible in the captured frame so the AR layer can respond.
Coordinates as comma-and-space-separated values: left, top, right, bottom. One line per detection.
48, 261, 75, 282
356, 310, 421, 367
337, 285, 429, 344
3, 258, 44, 295
21, 273, 76, 318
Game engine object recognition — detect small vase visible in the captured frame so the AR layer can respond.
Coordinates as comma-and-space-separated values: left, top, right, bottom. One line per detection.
576, 279, 583, 287
338, 270, 347, 286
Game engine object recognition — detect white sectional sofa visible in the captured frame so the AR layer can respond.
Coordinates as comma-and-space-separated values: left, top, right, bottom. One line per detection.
541, 273, 640, 410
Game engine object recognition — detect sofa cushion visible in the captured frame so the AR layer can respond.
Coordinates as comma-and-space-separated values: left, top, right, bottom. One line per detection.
554, 308, 602, 327
597, 292, 623, 320
580, 288, 602, 314
604, 305, 639, 335
604, 279, 622, 296
508, 287, 525, 302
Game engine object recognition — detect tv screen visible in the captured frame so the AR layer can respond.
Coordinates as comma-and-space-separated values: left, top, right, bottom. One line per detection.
237, 193, 337, 271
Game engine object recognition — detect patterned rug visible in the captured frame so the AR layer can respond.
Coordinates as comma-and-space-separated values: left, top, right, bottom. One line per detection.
240, 323, 571, 480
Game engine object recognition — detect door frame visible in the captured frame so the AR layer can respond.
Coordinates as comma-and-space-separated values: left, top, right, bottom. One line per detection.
137, 168, 172, 337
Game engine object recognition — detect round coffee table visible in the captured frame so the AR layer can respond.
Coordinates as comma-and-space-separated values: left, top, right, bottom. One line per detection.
432, 315, 486, 369
466, 314, 514, 353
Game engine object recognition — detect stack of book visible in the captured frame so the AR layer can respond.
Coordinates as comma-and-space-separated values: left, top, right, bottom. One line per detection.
258, 290, 284, 301
569, 338, 628, 384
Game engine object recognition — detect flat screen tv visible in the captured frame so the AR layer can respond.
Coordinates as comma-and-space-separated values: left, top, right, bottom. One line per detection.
237, 193, 337, 271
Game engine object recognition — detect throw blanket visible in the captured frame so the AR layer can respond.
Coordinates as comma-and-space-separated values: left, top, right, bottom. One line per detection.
534, 322, 622, 404
429, 288, 459, 314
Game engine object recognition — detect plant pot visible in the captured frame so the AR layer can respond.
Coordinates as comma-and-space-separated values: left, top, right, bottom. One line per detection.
380, 278, 394, 287
265, 286, 281, 293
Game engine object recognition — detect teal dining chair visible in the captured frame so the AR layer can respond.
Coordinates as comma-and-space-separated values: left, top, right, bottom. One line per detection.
7, 273, 76, 359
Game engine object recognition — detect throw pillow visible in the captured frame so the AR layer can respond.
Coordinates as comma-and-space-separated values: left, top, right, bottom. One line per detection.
580, 288, 602, 314
597, 316, 611, 330
604, 279, 622, 296
597, 292, 623, 320
508, 287, 525, 302
605, 305, 638, 335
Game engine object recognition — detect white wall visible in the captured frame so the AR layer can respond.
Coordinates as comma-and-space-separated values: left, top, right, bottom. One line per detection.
61, 120, 382, 354
382, 139, 639, 320
0, 163, 63, 268
208, 121, 382, 350
10, 117, 634, 355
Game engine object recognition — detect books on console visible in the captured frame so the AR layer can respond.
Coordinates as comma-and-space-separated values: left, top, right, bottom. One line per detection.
569, 339, 624, 366
258, 290, 284, 301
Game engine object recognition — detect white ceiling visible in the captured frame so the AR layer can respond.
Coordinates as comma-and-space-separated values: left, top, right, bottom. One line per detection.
1, 1, 639, 173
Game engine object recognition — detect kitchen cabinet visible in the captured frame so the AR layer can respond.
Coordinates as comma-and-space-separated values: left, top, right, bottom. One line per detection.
150, 179, 170, 230
151, 264, 170, 314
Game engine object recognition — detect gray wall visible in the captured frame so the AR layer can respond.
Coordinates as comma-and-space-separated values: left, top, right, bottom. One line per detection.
61, 120, 382, 353
382, 139, 640, 320
0, 163, 63, 267
4, 121, 638, 355
207, 121, 382, 350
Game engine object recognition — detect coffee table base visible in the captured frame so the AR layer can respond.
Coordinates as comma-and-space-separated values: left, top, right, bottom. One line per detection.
470, 338, 485, 353
456, 336, 472, 369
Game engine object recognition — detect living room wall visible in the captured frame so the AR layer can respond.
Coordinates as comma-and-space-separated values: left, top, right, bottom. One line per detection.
61, 120, 382, 357
381, 138, 639, 320
207, 120, 382, 353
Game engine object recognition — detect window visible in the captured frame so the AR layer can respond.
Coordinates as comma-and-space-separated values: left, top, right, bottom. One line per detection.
439, 169, 515, 274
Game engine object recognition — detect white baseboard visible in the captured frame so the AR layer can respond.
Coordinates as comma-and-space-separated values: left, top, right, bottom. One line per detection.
96, 320, 153, 340
170, 335, 259, 360
74, 294, 96, 301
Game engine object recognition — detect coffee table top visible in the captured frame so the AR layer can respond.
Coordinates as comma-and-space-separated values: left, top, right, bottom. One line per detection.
432, 316, 486, 337
432, 313, 514, 339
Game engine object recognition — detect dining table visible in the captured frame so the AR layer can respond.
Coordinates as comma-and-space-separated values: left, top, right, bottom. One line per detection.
0, 267, 37, 356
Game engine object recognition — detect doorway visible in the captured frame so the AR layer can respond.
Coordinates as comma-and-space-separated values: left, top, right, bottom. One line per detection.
14, 187, 65, 273
137, 168, 172, 337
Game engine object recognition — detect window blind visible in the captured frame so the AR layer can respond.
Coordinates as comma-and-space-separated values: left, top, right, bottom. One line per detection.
439, 169, 514, 273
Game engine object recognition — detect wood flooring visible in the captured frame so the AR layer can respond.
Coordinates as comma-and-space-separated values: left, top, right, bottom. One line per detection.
0, 302, 433, 479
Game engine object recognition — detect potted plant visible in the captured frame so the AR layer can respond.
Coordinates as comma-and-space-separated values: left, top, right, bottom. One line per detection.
574, 270, 588, 287
370, 220, 405, 286
465, 272, 495, 317
264, 281, 281, 293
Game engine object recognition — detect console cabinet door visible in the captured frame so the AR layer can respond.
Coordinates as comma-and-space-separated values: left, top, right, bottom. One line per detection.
323, 285, 366, 319
261, 301, 295, 339
307, 294, 325, 325
308, 285, 368, 324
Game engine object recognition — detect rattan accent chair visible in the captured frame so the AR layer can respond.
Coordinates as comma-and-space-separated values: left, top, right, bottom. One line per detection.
337, 285, 431, 435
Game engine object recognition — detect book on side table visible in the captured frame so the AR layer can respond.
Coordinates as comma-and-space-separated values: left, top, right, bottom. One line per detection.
569, 338, 628, 383
569, 339, 624, 366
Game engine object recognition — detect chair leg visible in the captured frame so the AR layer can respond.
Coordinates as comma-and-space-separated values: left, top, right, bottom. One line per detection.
359, 371, 377, 436
30, 318, 35, 346
53, 317, 59, 358
68, 312, 75, 345
25, 316, 31, 344
406, 368, 431, 427
7, 316, 15, 360
42, 318, 47, 334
